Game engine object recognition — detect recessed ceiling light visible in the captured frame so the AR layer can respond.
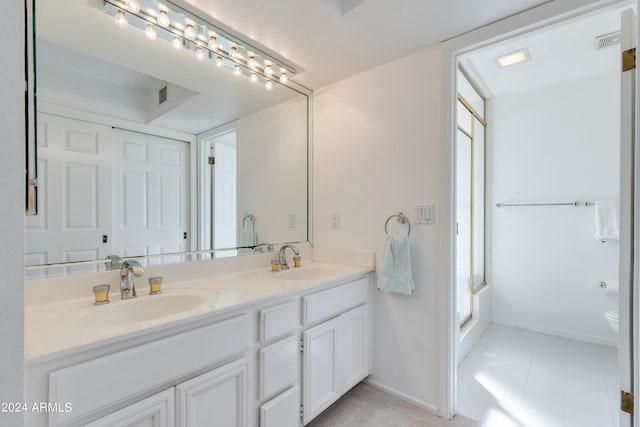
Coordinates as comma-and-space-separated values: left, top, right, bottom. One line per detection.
496, 48, 530, 68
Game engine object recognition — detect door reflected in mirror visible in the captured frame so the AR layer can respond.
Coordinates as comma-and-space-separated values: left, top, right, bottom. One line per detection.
26, 0, 309, 278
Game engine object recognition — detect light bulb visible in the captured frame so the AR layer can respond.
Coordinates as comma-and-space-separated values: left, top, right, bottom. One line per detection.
114, 10, 128, 28
172, 36, 181, 49
265, 80, 274, 91
279, 71, 288, 84
127, 0, 140, 13
216, 56, 223, 67
196, 47, 206, 60
234, 65, 242, 76
156, 11, 170, 27
250, 72, 258, 83
208, 35, 218, 51
230, 46, 238, 59
248, 55, 257, 69
264, 64, 273, 76
184, 24, 196, 40
145, 24, 157, 40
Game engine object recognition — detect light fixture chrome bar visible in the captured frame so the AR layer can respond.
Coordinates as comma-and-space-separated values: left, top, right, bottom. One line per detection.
103, 0, 296, 74
496, 201, 594, 207
164, 0, 301, 75
102, 0, 310, 94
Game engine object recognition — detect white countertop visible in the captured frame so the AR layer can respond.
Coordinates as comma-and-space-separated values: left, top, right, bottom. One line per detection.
25, 261, 373, 363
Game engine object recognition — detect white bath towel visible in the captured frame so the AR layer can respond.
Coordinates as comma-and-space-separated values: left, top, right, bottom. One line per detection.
377, 235, 415, 295
595, 201, 619, 242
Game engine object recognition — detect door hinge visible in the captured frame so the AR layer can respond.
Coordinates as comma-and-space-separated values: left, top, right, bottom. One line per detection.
621, 390, 634, 414
622, 48, 636, 72
299, 405, 304, 418
299, 340, 304, 352
208, 156, 215, 165
183, 232, 188, 239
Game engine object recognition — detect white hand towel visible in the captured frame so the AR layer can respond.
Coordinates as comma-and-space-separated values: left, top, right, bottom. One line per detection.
377, 235, 415, 295
595, 201, 619, 242
239, 228, 257, 247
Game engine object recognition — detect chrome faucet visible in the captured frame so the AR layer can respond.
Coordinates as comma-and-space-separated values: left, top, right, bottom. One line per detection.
278, 244, 300, 271
120, 260, 144, 299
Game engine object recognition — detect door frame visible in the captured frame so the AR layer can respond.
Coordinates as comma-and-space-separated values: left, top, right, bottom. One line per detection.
196, 121, 238, 251
438, 0, 638, 419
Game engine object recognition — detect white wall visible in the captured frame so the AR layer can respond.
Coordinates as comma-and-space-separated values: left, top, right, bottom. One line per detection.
0, 1, 25, 425
237, 96, 308, 244
489, 70, 620, 345
313, 45, 442, 410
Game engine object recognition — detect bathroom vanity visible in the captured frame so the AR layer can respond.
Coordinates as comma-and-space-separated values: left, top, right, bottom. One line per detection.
24, 254, 373, 427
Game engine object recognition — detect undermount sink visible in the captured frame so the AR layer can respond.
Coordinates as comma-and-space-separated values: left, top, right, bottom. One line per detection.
277, 268, 336, 281
76, 290, 216, 326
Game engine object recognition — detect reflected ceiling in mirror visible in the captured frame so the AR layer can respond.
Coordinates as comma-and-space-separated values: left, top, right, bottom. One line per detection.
26, 0, 310, 278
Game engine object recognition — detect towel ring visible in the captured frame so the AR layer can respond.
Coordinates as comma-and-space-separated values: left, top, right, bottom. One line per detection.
242, 214, 255, 228
385, 212, 410, 236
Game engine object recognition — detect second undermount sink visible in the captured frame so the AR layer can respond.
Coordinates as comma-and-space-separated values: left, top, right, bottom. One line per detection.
76, 289, 217, 327
277, 267, 336, 281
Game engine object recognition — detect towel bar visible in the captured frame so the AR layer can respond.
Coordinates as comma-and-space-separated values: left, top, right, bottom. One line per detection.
385, 212, 410, 236
496, 201, 594, 207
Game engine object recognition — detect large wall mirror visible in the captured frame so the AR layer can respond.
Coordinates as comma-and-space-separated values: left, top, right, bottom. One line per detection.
26, 0, 310, 278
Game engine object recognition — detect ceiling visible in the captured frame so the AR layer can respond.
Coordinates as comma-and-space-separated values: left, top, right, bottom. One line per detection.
179, 0, 552, 89
459, 2, 635, 97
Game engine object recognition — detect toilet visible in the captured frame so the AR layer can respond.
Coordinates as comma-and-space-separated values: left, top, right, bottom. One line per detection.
605, 310, 619, 334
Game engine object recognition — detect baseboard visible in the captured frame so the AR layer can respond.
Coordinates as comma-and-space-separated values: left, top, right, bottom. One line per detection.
492, 318, 617, 347
363, 379, 440, 416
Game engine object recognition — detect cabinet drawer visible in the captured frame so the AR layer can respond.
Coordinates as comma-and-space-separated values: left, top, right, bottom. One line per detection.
303, 278, 369, 325
259, 336, 299, 401
49, 315, 250, 426
260, 300, 299, 343
260, 386, 300, 427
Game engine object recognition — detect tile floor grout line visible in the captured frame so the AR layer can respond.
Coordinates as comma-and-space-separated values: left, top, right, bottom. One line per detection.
521, 331, 539, 396
597, 344, 617, 427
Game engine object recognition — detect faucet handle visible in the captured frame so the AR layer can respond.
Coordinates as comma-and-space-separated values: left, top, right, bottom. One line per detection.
93, 284, 110, 305
293, 256, 302, 268
149, 276, 163, 295
271, 260, 281, 272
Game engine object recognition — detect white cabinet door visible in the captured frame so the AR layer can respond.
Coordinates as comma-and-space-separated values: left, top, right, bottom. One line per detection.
260, 386, 300, 427
341, 305, 370, 393
84, 389, 174, 427
302, 317, 341, 425
175, 358, 248, 427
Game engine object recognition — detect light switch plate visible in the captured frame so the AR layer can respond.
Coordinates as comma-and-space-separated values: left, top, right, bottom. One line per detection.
331, 214, 341, 230
415, 205, 434, 225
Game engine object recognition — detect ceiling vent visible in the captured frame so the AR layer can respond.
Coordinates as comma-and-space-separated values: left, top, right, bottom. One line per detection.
595, 31, 620, 50
159, 86, 168, 105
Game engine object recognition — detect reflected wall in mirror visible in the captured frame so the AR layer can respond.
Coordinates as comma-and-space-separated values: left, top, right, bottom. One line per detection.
26, 0, 310, 278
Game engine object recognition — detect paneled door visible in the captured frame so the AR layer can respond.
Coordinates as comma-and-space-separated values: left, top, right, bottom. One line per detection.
111, 128, 190, 262
213, 139, 237, 249
25, 113, 112, 275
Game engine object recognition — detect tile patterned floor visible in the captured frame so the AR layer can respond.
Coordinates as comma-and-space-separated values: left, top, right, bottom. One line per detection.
457, 325, 618, 427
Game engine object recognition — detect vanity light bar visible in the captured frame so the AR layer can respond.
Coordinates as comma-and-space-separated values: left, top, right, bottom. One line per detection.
103, 0, 295, 88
